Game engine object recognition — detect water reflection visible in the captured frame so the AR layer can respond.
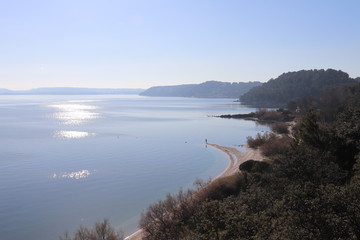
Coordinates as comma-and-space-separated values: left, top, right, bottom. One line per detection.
48, 103, 100, 125
47, 100, 100, 139
54, 130, 96, 139
52, 169, 91, 179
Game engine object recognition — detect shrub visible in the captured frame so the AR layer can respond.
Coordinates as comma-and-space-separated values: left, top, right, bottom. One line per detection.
59, 219, 124, 240
205, 174, 246, 199
239, 160, 271, 173
255, 108, 285, 121
247, 132, 276, 148
271, 122, 289, 134
255, 108, 294, 122
260, 136, 292, 157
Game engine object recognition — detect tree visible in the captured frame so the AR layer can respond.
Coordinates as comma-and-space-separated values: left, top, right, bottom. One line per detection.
332, 106, 360, 170
59, 219, 124, 240
293, 109, 326, 150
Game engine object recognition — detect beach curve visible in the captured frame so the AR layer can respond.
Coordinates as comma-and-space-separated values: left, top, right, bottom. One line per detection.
124, 143, 264, 240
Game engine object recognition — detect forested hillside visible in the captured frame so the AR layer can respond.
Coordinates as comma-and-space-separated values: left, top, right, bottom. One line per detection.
240, 69, 357, 107
140, 81, 261, 98
288, 82, 360, 121
137, 82, 360, 240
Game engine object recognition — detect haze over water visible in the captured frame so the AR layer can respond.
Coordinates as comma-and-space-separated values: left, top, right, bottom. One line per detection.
0, 95, 268, 240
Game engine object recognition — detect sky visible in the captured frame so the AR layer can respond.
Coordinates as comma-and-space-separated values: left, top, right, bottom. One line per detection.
1, 0, 360, 90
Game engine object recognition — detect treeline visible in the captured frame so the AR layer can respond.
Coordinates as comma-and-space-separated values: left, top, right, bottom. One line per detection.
240, 69, 358, 107
288, 82, 360, 121
219, 108, 294, 123
140, 81, 262, 98
138, 85, 360, 239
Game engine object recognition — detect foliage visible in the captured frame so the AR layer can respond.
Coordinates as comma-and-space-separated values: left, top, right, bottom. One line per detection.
239, 160, 271, 173
246, 132, 276, 148
256, 108, 292, 122
293, 109, 326, 150
288, 82, 360, 122
270, 122, 289, 134
219, 108, 294, 122
331, 106, 360, 171
139, 188, 196, 240
259, 135, 292, 157
59, 219, 124, 240
138, 106, 360, 240
240, 69, 356, 107
247, 130, 292, 157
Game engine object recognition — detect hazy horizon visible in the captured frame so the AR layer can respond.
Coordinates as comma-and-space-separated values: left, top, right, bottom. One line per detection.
1, 79, 262, 91
0, 86, 145, 91
1, 1, 360, 90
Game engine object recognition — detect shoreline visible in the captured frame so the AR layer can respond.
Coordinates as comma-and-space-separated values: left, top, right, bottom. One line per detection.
124, 143, 263, 240
207, 143, 263, 179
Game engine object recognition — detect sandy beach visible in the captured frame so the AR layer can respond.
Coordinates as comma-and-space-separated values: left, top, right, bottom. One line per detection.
208, 143, 263, 179
125, 143, 263, 240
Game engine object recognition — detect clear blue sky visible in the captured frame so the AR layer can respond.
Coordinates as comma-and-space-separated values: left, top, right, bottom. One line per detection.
1, 0, 359, 90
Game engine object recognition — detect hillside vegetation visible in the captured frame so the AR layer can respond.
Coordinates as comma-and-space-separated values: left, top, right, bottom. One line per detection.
138, 82, 360, 240
288, 82, 360, 121
240, 69, 356, 107
140, 81, 261, 98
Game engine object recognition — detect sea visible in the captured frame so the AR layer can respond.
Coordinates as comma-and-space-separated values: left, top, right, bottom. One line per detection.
0, 95, 268, 240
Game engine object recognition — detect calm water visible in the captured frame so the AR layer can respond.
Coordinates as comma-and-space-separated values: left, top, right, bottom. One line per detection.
0, 95, 268, 240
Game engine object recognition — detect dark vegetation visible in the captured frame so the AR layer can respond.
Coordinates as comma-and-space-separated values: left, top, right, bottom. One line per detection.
240, 69, 357, 107
270, 122, 289, 134
239, 160, 271, 173
247, 131, 292, 157
138, 80, 360, 239
288, 82, 360, 121
140, 81, 262, 98
219, 108, 294, 122
246, 132, 276, 148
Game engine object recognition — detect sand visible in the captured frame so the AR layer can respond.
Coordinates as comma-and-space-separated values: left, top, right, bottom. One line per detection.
124, 143, 264, 240
208, 143, 263, 179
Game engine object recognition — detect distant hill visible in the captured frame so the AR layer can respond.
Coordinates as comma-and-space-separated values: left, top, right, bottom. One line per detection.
0, 88, 13, 94
240, 69, 357, 107
0, 87, 144, 95
140, 81, 262, 98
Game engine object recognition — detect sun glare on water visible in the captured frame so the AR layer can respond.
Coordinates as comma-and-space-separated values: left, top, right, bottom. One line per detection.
52, 170, 91, 179
54, 130, 96, 139
47, 103, 101, 125
47, 101, 101, 139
